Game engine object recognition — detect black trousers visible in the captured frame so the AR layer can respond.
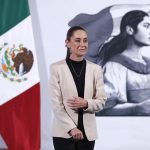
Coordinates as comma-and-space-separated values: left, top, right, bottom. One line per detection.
53, 137, 95, 150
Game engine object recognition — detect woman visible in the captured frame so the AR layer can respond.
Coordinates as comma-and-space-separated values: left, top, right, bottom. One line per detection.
96, 10, 150, 116
50, 26, 106, 150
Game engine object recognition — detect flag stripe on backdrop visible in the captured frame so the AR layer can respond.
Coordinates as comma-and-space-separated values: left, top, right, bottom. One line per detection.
0, 0, 29, 35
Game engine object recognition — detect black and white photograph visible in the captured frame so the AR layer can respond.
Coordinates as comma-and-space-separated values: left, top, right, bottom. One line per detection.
68, 4, 150, 116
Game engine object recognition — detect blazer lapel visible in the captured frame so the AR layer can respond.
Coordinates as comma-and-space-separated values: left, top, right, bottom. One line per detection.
63, 60, 91, 98
84, 61, 91, 98
63, 60, 78, 96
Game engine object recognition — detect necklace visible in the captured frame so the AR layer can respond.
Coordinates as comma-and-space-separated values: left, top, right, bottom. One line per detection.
69, 60, 85, 78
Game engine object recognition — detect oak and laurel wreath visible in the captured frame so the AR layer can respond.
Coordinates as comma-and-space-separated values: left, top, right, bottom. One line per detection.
1, 72, 28, 82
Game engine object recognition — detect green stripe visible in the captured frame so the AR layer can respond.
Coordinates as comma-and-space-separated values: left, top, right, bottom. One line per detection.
0, 0, 30, 36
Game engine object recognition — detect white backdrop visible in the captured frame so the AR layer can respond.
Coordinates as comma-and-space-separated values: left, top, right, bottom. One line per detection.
29, 0, 150, 149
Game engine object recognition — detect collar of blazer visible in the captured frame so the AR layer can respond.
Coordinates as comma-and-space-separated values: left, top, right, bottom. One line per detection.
57, 59, 96, 98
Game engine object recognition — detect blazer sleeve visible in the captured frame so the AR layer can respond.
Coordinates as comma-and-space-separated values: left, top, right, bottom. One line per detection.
50, 64, 76, 132
84, 65, 107, 113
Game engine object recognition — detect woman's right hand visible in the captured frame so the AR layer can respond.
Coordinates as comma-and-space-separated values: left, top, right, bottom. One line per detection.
69, 127, 84, 140
135, 99, 150, 115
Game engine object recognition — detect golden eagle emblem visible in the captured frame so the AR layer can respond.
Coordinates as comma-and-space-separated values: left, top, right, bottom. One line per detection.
0, 43, 34, 82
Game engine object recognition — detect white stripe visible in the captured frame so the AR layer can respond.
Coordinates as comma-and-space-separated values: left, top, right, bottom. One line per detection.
0, 16, 39, 105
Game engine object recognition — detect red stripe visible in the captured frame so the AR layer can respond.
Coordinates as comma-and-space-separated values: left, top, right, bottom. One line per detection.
0, 83, 40, 150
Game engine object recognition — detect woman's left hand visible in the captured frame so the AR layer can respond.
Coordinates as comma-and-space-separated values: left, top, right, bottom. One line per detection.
67, 96, 88, 110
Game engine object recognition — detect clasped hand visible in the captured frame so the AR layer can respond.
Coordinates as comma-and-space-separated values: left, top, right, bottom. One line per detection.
69, 127, 84, 140
67, 96, 88, 110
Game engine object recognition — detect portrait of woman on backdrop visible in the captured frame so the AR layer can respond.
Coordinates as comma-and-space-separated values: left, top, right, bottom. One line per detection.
68, 4, 150, 116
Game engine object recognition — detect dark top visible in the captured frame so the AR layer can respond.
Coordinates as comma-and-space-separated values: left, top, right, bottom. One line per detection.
66, 57, 87, 140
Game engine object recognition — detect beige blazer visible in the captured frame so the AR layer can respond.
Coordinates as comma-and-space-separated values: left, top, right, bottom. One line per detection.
50, 59, 106, 141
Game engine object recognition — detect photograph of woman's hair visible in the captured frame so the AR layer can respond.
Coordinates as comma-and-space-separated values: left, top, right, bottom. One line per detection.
68, 4, 150, 116
96, 10, 150, 116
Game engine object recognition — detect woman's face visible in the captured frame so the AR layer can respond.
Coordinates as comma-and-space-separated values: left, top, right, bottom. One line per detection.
133, 16, 150, 46
66, 30, 88, 58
